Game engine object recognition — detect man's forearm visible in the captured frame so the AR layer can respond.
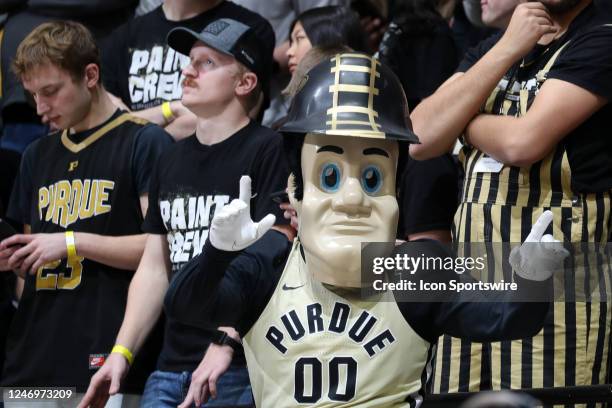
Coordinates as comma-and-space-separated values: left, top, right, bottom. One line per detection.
115, 264, 168, 354
129, 101, 195, 141
410, 45, 517, 159
74, 233, 147, 271
129, 104, 167, 126
465, 114, 536, 166
465, 79, 608, 167
115, 234, 170, 354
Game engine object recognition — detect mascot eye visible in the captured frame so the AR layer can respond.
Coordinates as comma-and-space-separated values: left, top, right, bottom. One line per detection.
319, 163, 341, 193
361, 165, 383, 195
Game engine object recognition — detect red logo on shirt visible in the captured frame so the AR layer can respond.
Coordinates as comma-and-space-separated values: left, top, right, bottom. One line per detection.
89, 354, 107, 369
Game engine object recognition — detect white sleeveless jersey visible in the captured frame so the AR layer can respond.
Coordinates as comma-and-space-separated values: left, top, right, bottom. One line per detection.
244, 242, 434, 407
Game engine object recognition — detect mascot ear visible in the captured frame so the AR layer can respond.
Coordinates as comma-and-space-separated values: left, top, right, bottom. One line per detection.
287, 173, 301, 214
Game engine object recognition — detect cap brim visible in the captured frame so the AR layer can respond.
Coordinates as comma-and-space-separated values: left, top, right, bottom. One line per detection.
167, 27, 199, 56
166, 27, 233, 58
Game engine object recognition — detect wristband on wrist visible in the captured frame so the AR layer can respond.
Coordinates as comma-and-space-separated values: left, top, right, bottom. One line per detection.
65, 231, 77, 259
111, 344, 134, 366
211, 330, 242, 351
161, 101, 174, 123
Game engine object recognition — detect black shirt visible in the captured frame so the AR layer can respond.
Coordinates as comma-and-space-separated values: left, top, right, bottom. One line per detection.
8, 111, 171, 225
102, 1, 275, 111
143, 120, 289, 372
378, 17, 459, 111
457, 3, 612, 193
3, 111, 172, 392
397, 155, 458, 238
378, 17, 460, 238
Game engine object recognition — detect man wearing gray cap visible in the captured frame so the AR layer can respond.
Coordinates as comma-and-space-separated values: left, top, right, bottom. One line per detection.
79, 18, 289, 408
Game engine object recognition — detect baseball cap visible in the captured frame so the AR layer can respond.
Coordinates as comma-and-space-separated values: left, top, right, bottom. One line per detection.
167, 18, 272, 95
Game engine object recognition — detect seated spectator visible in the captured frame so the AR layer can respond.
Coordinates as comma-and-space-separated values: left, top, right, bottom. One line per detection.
351, 0, 388, 51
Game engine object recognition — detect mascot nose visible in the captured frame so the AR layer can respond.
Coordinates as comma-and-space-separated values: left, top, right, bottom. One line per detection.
332, 178, 371, 216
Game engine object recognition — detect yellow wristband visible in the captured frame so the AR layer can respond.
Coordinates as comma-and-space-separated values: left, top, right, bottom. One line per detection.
161, 101, 174, 123
65, 231, 77, 259
111, 344, 134, 366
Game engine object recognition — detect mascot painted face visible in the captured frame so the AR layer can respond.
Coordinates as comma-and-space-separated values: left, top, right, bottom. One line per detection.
281, 53, 418, 287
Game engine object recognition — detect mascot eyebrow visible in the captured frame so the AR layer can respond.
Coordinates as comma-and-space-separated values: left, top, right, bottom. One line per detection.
363, 148, 389, 157
317, 145, 343, 154
316, 146, 390, 157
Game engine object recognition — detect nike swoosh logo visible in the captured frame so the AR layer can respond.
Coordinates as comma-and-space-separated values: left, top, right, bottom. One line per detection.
282, 283, 304, 291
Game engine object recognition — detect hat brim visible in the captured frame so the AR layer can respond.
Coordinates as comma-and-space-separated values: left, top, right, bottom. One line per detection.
280, 112, 420, 143
166, 27, 234, 58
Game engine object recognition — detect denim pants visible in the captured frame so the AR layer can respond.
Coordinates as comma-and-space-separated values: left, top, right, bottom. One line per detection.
140, 365, 254, 407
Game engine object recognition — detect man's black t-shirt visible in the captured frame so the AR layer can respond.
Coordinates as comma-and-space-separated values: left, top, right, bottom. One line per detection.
143, 120, 288, 372
102, 1, 275, 111
457, 3, 612, 193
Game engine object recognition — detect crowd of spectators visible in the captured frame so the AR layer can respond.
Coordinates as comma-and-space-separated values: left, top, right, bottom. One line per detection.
0, 0, 610, 407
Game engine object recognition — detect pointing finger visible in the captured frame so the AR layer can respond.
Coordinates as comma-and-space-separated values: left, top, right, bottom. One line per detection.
239, 176, 252, 204
527, 210, 553, 242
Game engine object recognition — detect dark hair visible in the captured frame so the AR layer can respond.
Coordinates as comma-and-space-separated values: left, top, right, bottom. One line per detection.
13, 21, 101, 82
282, 45, 352, 97
289, 6, 370, 53
394, 0, 445, 33
284, 134, 408, 201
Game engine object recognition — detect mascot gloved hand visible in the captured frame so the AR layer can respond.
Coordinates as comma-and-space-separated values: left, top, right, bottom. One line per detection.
509, 210, 570, 281
209, 175, 276, 251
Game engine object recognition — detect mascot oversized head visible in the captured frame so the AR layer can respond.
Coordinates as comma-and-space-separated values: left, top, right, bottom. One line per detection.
281, 53, 419, 288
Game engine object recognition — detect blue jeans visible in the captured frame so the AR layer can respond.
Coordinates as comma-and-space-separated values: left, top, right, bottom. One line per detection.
140, 366, 254, 408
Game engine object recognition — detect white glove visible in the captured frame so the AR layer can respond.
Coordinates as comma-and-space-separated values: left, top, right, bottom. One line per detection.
208, 176, 276, 251
509, 210, 570, 281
